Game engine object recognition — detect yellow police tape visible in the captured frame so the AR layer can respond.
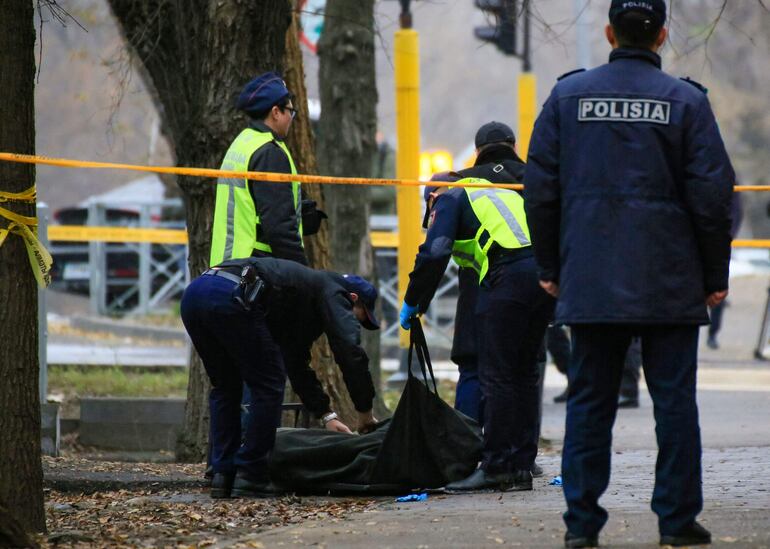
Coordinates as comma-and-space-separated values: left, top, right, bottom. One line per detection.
0, 152, 523, 190
1, 151, 767, 191
0, 185, 53, 287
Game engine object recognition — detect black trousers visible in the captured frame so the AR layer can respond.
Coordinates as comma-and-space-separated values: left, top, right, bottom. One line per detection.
181, 273, 286, 481
563, 324, 702, 537
477, 257, 555, 474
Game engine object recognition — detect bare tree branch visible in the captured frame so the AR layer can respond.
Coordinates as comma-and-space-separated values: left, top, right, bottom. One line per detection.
34, 0, 87, 83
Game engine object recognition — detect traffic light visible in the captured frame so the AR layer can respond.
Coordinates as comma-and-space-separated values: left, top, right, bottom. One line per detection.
474, 0, 518, 55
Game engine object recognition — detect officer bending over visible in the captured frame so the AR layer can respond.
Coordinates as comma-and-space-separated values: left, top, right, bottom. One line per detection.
525, 0, 734, 546
400, 176, 554, 493
181, 257, 379, 499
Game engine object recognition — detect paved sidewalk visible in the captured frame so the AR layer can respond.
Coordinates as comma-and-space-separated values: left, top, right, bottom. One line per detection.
255, 447, 770, 548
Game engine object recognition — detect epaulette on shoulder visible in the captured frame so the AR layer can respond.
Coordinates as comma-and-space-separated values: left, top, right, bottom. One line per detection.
557, 68, 586, 81
680, 77, 708, 94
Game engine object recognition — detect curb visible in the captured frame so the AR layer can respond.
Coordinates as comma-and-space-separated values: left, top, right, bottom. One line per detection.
69, 315, 187, 343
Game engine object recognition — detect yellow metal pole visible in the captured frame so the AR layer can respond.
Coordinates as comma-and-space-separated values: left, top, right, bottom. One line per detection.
517, 72, 537, 160
395, 28, 421, 348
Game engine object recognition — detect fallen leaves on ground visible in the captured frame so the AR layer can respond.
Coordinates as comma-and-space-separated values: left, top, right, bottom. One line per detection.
39, 487, 375, 548
43, 456, 203, 478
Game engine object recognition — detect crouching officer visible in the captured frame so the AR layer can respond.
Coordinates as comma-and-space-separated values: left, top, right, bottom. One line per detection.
181, 257, 379, 499
400, 176, 554, 492
525, 0, 734, 546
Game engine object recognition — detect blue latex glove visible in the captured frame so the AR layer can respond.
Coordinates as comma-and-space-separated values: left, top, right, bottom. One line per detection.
400, 301, 419, 330
395, 492, 428, 502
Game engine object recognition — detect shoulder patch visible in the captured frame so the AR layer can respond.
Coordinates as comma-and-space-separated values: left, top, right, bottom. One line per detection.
680, 77, 708, 95
557, 68, 586, 81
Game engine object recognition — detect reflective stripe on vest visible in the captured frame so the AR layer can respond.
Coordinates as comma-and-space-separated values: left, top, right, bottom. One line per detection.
209, 128, 301, 266
450, 178, 531, 282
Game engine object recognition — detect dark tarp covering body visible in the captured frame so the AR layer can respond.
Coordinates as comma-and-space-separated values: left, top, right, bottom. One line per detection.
269, 321, 483, 494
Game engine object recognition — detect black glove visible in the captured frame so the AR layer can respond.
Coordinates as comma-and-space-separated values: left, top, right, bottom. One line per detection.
301, 199, 328, 236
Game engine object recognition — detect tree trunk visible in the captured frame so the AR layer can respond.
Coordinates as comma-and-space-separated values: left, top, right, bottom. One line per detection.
317, 0, 388, 417
282, 4, 358, 424
109, 0, 370, 455
108, 0, 292, 460
0, 0, 45, 534
0, 504, 36, 548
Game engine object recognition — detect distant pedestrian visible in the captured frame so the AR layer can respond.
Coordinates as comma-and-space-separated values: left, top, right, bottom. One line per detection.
525, 1, 735, 547
548, 325, 571, 403
618, 338, 641, 409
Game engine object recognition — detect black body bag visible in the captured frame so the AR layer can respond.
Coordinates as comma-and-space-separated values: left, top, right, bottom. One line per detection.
269, 319, 482, 494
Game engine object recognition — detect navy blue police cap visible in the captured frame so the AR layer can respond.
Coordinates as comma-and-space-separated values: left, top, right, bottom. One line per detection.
475, 121, 516, 149
235, 72, 291, 117
609, 0, 666, 26
341, 275, 380, 330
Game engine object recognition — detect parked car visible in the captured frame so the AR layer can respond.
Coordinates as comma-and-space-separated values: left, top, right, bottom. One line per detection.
50, 206, 186, 311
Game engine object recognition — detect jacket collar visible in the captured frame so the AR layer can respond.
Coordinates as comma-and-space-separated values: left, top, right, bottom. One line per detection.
475, 144, 524, 166
249, 119, 283, 141
609, 47, 662, 69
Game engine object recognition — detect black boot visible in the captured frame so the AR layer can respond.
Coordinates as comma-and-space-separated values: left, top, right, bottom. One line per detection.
617, 394, 639, 409
565, 531, 599, 548
554, 387, 569, 403
445, 468, 532, 493
230, 472, 280, 498
531, 461, 544, 478
210, 472, 234, 499
659, 521, 711, 546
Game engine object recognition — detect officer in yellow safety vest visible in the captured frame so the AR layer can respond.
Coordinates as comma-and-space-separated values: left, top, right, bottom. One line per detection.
210, 72, 325, 267
400, 174, 554, 493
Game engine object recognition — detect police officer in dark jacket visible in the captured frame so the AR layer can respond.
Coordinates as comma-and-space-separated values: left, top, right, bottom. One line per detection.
210, 72, 320, 267
524, 1, 734, 546
452, 123, 526, 416
181, 257, 379, 499
400, 174, 554, 493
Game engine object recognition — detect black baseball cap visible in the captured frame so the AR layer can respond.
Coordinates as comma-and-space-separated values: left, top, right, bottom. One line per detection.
341, 275, 380, 330
609, 0, 666, 26
475, 121, 516, 149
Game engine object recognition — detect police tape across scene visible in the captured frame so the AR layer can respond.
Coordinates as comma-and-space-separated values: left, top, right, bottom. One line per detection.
2, 151, 769, 192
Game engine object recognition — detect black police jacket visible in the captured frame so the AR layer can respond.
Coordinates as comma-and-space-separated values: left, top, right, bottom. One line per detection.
525, 48, 735, 325
448, 150, 527, 362
247, 121, 307, 265
217, 257, 375, 416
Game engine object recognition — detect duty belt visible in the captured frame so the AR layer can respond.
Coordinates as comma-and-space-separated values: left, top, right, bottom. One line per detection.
202, 268, 241, 284
487, 245, 533, 264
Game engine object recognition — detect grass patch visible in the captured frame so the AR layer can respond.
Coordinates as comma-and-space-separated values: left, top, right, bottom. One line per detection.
48, 365, 188, 416
381, 378, 457, 411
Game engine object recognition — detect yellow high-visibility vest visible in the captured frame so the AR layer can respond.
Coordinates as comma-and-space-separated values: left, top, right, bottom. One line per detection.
209, 128, 301, 266
451, 178, 531, 282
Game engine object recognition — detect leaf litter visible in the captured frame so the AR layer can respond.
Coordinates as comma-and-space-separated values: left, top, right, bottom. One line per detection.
39, 457, 375, 548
